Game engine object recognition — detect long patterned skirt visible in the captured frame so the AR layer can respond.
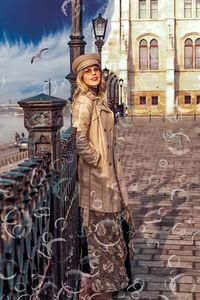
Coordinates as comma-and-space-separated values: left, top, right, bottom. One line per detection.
80, 207, 135, 293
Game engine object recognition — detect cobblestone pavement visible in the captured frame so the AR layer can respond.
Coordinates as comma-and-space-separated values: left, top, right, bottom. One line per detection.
116, 116, 200, 300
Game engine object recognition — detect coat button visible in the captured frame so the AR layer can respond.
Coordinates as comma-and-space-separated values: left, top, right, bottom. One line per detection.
114, 143, 116, 146
118, 158, 120, 162
107, 145, 109, 149
109, 162, 112, 166
104, 129, 107, 132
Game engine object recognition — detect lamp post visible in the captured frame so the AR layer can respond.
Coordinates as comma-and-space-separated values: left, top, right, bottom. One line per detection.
44, 79, 51, 96
92, 14, 108, 65
119, 78, 123, 105
66, 0, 86, 100
102, 67, 110, 82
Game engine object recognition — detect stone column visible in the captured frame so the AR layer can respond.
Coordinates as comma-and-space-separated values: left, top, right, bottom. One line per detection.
18, 93, 67, 173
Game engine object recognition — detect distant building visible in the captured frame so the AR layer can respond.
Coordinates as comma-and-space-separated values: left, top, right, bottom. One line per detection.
102, 0, 200, 114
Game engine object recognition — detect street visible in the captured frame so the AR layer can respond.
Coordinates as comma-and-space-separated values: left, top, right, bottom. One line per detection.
117, 116, 200, 300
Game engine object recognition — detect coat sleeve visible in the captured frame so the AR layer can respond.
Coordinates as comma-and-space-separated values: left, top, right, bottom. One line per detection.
72, 96, 101, 168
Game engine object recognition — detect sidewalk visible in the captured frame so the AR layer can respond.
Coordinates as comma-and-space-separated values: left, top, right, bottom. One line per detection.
117, 116, 200, 300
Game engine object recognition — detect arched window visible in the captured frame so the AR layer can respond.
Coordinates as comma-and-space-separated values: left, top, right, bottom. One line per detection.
195, 38, 200, 69
139, 39, 148, 70
184, 38, 193, 69
149, 39, 158, 70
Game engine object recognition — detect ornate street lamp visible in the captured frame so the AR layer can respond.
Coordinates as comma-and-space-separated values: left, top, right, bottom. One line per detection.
92, 14, 108, 64
119, 78, 124, 104
102, 67, 110, 82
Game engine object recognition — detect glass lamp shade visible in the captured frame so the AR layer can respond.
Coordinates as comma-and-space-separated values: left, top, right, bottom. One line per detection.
102, 67, 110, 80
119, 78, 124, 87
92, 14, 108, 40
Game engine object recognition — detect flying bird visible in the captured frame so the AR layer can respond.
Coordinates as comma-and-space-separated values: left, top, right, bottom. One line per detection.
31, 48, 49, 64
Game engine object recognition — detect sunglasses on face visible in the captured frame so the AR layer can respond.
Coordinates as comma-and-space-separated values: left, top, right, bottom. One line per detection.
83, 66, 101, 74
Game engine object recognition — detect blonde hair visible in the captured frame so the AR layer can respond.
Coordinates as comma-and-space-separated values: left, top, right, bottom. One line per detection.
72, 67, 107, 104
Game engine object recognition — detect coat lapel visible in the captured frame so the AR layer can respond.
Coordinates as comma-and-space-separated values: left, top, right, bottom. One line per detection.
96, 100, 112, 113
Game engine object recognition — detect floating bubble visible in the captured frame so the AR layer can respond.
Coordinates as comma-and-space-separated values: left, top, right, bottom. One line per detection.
12, 224, 25, 238
34, 207, 50, 217
149, 175, 158, 184
168, 273, 186, 295
0, 260, 17, 280
61, 0, 72, 16
139, 224, 147, 233
37, 248, 51, 260
43, 80, 57, 96
111, 181, 120, 193
165, 132, 190, 156
186, 218, 192, 224
52, 177, 70, 200
171, 188, 189, 210
179, 175, 188, 185
117, 118, 132, 129
175, 96, 192, 114
1, 207, 19, 225
191, 231, 200, 243
17, 294, 31, 300
15, 282, 26, 292
158, 207, 166, 216
0, 296, 9, 300
54, 217, 65, 230
94, 220, 121, 248
51, 158, 64, 172
158, 296, 170, 300
90, 190, 97, 197
88, 293, 104, 299
172, 223, 187, 236
62, 282, 84, 296
117, 136, 126, 145
159, 159, 168, 168
144, 209, 162, 224
170, 188, 186, 201
65, 152, 74, 164
128, 278, 144, 297
42, 231, 52, 244
92, 199, 103, 210
64, 194, 70, 202
163, 130, 173, 141
46, 238, 66, 256
167, 255, 180, 267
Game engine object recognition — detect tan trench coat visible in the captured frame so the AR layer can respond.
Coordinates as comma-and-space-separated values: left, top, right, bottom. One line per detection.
71, 91, 129, 226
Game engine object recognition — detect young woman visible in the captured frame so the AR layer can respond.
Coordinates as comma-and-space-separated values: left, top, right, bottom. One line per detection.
70, 53, 136, 300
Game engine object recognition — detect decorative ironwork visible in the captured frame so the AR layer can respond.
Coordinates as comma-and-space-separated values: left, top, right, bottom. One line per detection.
0, 95, 79, 299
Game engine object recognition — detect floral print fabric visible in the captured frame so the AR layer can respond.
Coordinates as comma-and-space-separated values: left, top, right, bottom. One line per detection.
81, 208, 135, 293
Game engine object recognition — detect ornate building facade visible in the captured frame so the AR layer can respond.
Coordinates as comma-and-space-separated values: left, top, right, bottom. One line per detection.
102, 0, 200, 114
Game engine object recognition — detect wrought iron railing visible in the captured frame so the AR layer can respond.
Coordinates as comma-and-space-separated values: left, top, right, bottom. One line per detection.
0, 126, 79, 300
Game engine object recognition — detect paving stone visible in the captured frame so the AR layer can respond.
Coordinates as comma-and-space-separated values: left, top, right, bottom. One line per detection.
146, 282, 169, 291
179, 284, 200, 292
138, 261, 165, 267
162, 292, 193, 300
116, 117, 200, 300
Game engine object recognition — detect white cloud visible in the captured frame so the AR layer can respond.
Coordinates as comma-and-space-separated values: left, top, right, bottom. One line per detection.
0, 29, 72, 103
0, 0, 113, 104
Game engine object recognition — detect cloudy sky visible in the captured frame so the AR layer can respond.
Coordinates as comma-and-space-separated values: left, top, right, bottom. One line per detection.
0, 0, 112, 103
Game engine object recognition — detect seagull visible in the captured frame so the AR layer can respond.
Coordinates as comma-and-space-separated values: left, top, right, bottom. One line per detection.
31, 48, 49, 64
